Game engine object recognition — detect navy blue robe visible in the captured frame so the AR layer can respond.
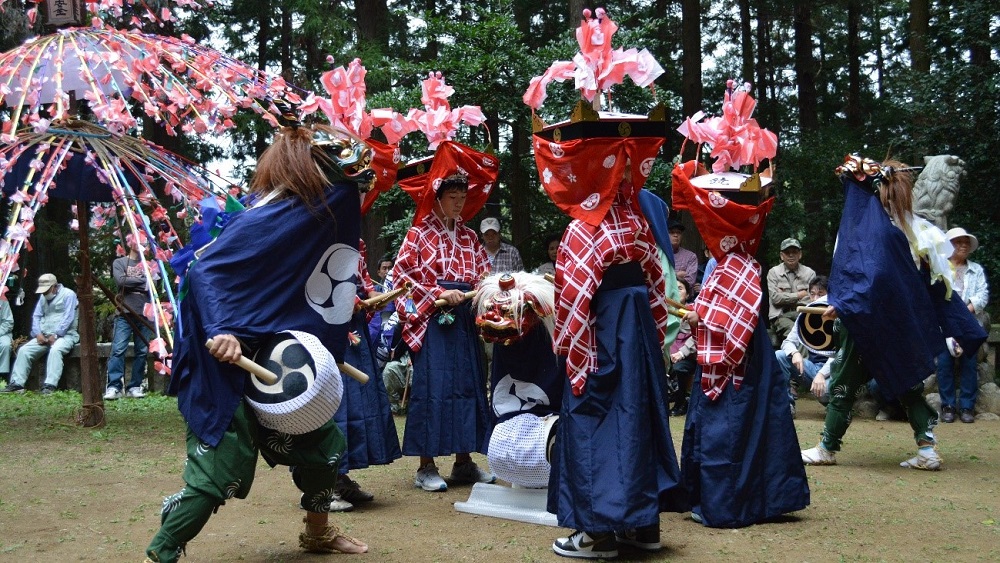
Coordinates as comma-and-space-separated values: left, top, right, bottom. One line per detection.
169, 184, 360, 447
548, 283, 689, 532
681, 319, 810, 528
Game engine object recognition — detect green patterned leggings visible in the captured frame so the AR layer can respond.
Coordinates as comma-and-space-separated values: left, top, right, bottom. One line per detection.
145, 401, 346, 563
820, 324, 938, 452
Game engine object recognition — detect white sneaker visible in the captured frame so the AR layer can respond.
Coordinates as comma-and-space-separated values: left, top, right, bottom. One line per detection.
900, 448, 943, 471
126, 387, 146, 398
415, 464, 447, 491
325, 491, 354, 512
801, 444, 837, 465
103, 387, 123, 400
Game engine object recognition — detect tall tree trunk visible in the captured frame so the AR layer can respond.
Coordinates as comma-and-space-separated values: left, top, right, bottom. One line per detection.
794, 0, 818, 132
846, 0, 862, 130
874, 3, 885, 98
909, 0, 930, 72
754, 0, 771, 126
568, 0, 586, 25
681, 0, 702, 154
280, 2, 293, 82
739, 0, 754, 84
355, 0, 391, 271
254, 1, 272, 158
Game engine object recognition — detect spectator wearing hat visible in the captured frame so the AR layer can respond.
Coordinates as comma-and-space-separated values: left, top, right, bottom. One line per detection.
1, 273, 79, 395
480, 217, 524, 274
668, 220, 698, 286
104, 233, 154, 400
936, 227, 989, 424
766, 238, 816, 344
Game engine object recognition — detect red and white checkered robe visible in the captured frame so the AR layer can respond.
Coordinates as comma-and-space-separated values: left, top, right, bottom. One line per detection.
554, 193, 668, 396
392, 212, 490, 352
356, 239, 377, 296
692, 252, 762, 400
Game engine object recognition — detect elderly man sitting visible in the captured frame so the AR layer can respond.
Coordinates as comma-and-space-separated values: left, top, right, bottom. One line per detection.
1, 274, 79, 395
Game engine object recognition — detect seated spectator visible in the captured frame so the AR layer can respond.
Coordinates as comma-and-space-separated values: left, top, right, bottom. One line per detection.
667, 279, 696, 416
774, 276, 834, 417
481, 217, 524, 273
1, 274, 79, 395
767, 238, 816, 344
532, 233, 560, 277
668, 219, 698, 286
0, 296, 12, 384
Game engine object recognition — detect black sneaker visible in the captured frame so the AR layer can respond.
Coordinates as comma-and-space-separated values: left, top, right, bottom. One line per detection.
40, 384, 57, 395
1, 383, 25, 394
552, 530, 618, 559
614, 524, 661, 551
337, 474, 375, 504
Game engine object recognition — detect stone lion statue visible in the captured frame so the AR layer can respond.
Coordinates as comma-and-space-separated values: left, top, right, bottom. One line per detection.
911, 154, 966, 230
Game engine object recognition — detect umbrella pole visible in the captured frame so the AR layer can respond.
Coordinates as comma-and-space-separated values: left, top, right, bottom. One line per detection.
75, 201, 105, 427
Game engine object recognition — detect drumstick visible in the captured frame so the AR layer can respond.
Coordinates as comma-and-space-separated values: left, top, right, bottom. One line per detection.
668, 308, 688, 318
665, 296, 688, 310
433, 289, 477, 307
544, 273, 555, 284
796, 306, 830, 314
205, 338, 279, 385
337, 362, 370, 384
359, 282, 411, 311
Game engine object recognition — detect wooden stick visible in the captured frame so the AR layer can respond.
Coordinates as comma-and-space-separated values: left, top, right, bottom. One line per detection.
544, 273, 555, 284
668, 308, 689, 318
359, 282, 411, 311
665, 296, 688, 310
205, 338, 278, 385
433, 289, 477, 307
337, 362, 370, 384
796, 306, 830, 314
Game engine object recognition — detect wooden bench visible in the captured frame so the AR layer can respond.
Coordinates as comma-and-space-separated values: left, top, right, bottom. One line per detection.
21, 343, 169, 394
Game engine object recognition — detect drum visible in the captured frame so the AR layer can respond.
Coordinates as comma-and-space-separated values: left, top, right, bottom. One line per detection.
795, 301, 836, 354
486, 413, 559, 489
245, 330, 343, 435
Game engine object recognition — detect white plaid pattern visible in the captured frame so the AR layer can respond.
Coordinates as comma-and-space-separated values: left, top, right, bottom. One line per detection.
392, 214, 490, 351
693, 252, 761, 400
555, 194, 667, 396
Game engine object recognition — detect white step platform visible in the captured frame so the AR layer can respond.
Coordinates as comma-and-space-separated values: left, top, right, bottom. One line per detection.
454, 482, 559, 527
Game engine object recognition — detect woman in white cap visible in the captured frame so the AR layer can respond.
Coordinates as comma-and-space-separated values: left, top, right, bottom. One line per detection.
937, 227, 989, 423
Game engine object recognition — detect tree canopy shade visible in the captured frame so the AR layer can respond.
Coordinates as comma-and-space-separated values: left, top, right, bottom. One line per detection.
1, 0, 998, 314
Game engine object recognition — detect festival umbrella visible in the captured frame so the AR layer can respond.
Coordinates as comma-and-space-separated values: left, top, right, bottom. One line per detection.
0, 26, 300, 141
0, 119, 236, 425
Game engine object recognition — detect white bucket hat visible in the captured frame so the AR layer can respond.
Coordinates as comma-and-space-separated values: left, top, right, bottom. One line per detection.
945, 227, 979, 253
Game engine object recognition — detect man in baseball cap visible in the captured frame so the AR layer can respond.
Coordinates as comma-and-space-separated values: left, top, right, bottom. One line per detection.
480, 217, 523, 274
35, 273, 57, 293
766, 238, 816, 345
2, 274, 79, 395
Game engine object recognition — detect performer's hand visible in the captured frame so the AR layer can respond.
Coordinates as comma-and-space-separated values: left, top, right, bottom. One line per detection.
208, 334, 242, 364
791, 351, 804, 375
439, 289, 466, 305
810, 373, 826, 398
670, 351, 683, 363
683, 310, 699, 326
821, 305, 838, 320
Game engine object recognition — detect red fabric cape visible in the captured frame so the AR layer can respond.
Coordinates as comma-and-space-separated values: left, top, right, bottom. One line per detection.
532, 135, 664, 226
360, 138, 400, 215
670, 161, 773, 260
398, 141, 499, 225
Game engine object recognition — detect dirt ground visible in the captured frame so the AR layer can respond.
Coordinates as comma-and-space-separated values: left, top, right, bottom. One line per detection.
1, 397, 999, 562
